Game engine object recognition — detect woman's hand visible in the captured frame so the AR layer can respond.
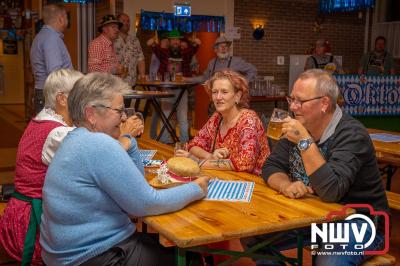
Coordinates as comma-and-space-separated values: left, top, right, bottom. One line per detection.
282, 117, 310, 144
212, 148, 230, 159
280, 181, 314, 199
120, 116, 144, 137
175, 149, 190, 158
193, 176, 211, 195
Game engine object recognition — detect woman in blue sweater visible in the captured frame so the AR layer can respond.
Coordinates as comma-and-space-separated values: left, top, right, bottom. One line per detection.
39, 72, 209, 266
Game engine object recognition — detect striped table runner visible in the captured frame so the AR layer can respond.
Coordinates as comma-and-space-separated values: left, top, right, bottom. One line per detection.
138, 150, 157, 162
206, 179, 254, 202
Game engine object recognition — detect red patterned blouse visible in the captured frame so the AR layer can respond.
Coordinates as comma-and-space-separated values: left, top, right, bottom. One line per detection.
187, 109, 270, 175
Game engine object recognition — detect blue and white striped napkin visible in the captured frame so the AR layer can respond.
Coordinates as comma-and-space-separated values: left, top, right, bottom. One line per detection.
369, 133, 400, 143
206, 179, 254, 202
138, 150, 157, 163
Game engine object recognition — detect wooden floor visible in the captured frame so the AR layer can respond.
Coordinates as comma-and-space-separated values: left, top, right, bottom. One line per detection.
0, 104, 399, 266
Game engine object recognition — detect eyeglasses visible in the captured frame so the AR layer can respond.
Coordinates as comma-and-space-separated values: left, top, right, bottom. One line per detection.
92, 104, 127, 118
286, 96, 324, 107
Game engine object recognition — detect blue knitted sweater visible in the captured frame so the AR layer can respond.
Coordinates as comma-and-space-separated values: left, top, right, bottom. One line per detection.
40, 127, 204, 266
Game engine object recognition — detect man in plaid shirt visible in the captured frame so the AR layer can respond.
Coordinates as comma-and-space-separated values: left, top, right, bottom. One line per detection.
88, 15, 125, 75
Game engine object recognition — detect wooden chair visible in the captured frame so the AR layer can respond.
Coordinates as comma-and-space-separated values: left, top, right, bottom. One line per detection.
361, 254, 396, 266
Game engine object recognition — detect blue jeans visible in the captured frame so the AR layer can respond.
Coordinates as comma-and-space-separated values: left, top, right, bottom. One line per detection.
159, 90, 189, 143
241, 218, 385, 266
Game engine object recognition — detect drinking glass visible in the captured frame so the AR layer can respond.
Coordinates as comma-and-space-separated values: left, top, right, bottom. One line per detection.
121, 66, 128, 78
266, 108, 290, 140
126, 108, 144, 122
174, 142, 187, 156
175, 72, 183, 82
163, 72, 170, 82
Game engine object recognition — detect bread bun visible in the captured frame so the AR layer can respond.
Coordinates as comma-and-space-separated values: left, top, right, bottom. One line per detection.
167, 157, 200, 177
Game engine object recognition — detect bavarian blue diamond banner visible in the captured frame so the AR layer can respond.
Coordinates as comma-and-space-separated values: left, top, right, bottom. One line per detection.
334, 75, 400, 116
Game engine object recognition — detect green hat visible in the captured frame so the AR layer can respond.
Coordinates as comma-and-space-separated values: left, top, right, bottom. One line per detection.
168, 29, 183, 39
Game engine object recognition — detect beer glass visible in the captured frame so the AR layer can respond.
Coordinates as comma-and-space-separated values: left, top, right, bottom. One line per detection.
175, 72, 183, 82
121, 66, 128, 78
266, 108, 289, 140
126, 108, 144, 122
174, 142, 187, 156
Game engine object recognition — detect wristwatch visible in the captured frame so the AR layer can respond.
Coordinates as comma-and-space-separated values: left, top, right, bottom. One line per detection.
297, 137, 314, 151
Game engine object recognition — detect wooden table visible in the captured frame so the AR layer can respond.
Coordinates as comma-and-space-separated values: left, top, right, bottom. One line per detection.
368, 128, 400, 190
137, 138, 353, 265
135, 81, 198, 143
124, 91, 177, 141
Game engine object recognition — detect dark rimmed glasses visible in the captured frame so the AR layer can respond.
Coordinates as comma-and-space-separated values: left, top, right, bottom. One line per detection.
286, 96, 324, 108
92, 104, 127, 118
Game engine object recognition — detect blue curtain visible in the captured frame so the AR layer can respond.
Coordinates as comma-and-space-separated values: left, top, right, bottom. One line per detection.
319, 0, 375, 13
140, 10, 225, 33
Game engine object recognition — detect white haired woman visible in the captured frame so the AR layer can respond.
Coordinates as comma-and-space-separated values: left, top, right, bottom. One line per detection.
39, 72, 209, 266
0, 69, 83, 265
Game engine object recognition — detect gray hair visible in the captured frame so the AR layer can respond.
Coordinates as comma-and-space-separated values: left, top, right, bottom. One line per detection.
298, 69, 339, 107
68, 72, 131, 126
42, 4, 66, 25
43, 69, 83, 110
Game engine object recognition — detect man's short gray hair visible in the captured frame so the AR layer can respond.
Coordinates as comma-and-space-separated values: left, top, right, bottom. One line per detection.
42, 4, 66, 25
298, 69, 339, 107
43, 69, 83, 110
68, 72, 131, 126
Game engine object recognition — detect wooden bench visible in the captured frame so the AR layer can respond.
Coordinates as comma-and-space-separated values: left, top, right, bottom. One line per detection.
386, 191, 400, 211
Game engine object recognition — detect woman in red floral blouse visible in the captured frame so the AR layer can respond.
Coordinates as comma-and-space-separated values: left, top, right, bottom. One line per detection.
177, 69, 270, 175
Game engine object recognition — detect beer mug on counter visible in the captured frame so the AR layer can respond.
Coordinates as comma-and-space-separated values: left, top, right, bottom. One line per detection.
175, 72, 183, 82
266, 108, 289, 140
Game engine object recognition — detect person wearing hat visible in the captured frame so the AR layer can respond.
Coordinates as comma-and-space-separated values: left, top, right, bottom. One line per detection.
147, 29, 200, 78
304, 39, 343, 74
88, 15, 125, 75
30, 4, 72, 114
147, 30, 201, 143
184, 36, 256, 117
184, 36, 257, 85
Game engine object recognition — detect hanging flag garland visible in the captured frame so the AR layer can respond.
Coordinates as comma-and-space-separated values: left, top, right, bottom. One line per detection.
319, 0, 375, 13
140, 10, 225, 32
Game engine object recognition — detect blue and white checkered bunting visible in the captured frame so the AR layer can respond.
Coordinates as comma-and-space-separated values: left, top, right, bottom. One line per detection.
334, 74, 400, 116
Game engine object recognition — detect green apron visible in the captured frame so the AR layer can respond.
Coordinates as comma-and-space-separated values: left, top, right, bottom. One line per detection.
11, 191, 42, 266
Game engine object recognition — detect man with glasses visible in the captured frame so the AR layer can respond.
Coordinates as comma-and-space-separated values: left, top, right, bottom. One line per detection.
242, 69, 389, 265
185, 36, 257, 117
185, 36, 257, 84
